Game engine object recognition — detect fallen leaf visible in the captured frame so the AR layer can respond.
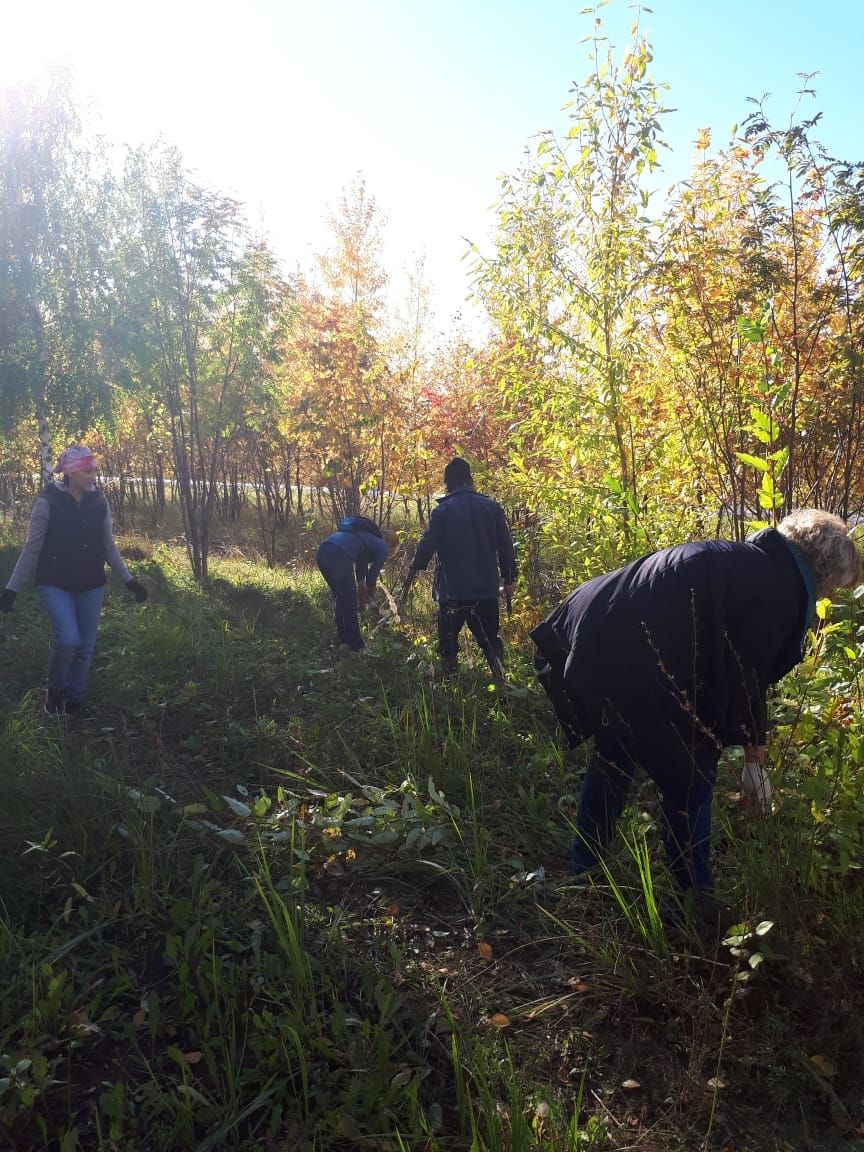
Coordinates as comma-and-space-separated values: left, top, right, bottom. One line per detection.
567, 978, 590, 992
478, 941, 493, 960
132, 1010, 147, 1026
390, 1068, 412, 1090
827, 1086, 853, 1132
621, 1079, 641, 1090
487, 1013, 510, 1029
70, 1018, 100, 1037
184, 1051, 203, 1065
809, 1054, 837, 1077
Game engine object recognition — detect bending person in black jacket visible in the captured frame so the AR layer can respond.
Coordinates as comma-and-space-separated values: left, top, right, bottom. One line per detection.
0, 445, 148, 716
530, 510, 860, 897
316, 515, 395, 652
405, 458, 517, 682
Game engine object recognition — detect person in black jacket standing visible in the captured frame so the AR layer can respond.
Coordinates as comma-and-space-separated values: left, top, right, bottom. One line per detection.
404, 458, 517, 682
530, 510, 860, 899
0, 445, 148, 715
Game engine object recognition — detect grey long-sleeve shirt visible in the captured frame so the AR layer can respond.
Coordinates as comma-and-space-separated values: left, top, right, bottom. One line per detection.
4, 492, 131, 592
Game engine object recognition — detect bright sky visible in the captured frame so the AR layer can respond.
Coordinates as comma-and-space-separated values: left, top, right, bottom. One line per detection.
2, 0, 862, 335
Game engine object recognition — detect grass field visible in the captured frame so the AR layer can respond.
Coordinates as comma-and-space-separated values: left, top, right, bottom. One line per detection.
1, 531, 863, 1151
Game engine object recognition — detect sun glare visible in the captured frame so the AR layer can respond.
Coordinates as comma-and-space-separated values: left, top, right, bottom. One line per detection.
0, 5, 73, 87
0, 1, 149, 94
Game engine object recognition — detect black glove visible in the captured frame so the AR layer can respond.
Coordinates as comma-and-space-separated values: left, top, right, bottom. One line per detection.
0, 589, 16, 613
125, 579, 148, 604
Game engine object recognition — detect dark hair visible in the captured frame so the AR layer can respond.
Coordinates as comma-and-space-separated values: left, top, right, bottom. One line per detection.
443, 457, 472, 490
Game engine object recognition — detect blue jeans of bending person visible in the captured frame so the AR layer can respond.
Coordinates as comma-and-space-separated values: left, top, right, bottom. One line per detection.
532, 652, 718, 894
38, 584, 106, 705
571, 745, 716, 893
316, 540, 363, 651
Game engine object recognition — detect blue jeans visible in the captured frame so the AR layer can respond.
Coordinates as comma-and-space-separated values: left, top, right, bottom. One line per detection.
316, 541, 363, 650
571, 750, 715, 893
38, 584, 106, 704
533, 655, 718, 893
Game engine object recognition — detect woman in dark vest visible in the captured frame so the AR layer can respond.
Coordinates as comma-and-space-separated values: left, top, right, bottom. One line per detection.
0, 445, 148, 715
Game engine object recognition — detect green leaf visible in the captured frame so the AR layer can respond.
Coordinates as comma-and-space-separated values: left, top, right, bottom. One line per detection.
222, 796, 252, 819
737, 315, 764, 343
370, 830, 400, 845
749, 407, 774, 433
60, 1130, 80, 1152
166, 1046, 187, 1069
735, 452, 769, 473
215, 828, 246, 844
723, 933, 749, 948
202, 786, 224, 812
769, 446, 789, 469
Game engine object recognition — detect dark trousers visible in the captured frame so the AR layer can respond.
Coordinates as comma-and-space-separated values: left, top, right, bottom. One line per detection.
438, 597, 503, 675
534, 651, 582, 748
534, 649, 716, 893
316, 541, 363, 650
572, 747, 715, 893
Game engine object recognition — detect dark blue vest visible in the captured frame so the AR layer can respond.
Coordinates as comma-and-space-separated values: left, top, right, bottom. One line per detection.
35, 487, 109, 592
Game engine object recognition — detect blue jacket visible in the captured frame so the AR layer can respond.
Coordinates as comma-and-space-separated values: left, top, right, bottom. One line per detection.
326, 517, 388, 587
530, 529, 812, 750
410, 487, 517, 601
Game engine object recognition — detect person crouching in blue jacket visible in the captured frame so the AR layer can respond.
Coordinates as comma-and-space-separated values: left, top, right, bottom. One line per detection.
405, 458, 517, 683
530, 510, 861, 902
316, 516, 395, 651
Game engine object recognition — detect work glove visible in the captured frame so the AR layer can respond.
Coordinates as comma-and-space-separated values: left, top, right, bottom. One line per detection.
0, 589, 16, 613
125, 579, 148, 604
741, 760, 772, 807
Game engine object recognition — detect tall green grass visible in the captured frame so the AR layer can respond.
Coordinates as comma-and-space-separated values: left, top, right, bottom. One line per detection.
0, 535, 862, 1149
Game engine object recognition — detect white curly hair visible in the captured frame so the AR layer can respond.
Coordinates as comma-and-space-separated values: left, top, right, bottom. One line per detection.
777, 509, 862, 597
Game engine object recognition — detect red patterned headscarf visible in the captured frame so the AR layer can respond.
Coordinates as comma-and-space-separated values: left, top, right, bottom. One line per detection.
55, 445, 97, 475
